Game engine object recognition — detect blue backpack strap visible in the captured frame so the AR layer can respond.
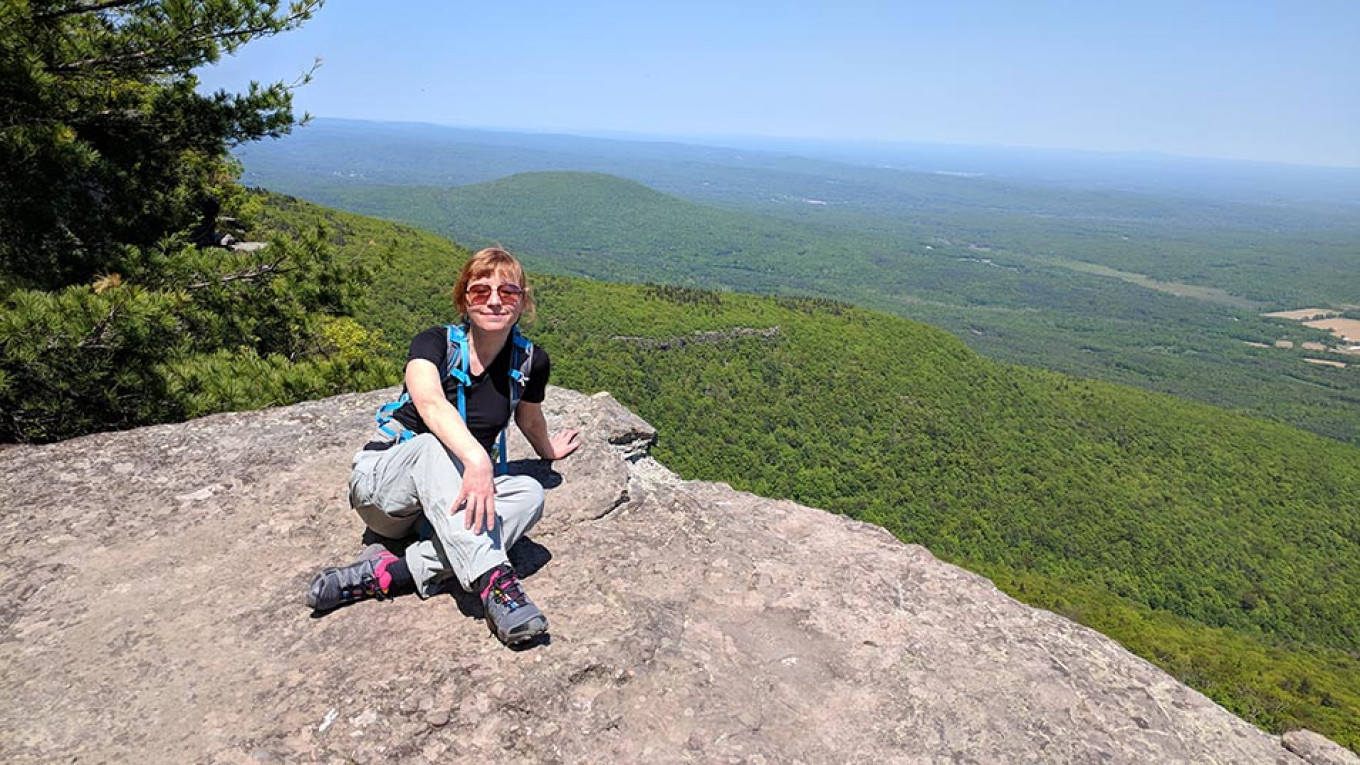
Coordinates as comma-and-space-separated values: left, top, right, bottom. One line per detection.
507, 326, 534, 409
374, 392, 411, 441
495, 326, 535, 475
444, 323, 472, 422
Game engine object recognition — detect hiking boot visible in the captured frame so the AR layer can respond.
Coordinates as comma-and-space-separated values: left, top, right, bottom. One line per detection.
306, 545, 398, 612
478, 564, 548, 646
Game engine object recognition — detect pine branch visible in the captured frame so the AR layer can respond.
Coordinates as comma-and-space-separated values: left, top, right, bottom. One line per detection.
52, 18, 299, 72
34, 0, 149, 22
50, 4, 318, 73
184, 258, 291, 290
77, 295, 125, 350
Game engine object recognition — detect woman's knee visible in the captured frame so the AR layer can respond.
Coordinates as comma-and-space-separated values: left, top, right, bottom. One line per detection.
349, 450, 381, 509
499, 475, 545, 519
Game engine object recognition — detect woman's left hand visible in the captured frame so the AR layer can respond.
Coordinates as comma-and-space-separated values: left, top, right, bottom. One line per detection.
546, 429, 581, 460
515, 402, 582, 461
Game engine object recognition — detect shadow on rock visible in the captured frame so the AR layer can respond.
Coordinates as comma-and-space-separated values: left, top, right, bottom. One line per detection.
508, 535, 553, 577
507, 458, 564, 489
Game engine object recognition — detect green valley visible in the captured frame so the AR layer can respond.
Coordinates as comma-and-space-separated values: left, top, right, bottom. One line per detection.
273, 169, 1360, 445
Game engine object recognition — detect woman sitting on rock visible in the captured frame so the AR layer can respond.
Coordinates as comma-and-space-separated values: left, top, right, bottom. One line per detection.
305, 247, 580, 647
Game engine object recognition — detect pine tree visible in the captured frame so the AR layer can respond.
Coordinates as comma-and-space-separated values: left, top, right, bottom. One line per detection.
1, 0, 322, 289
0, 1, 390, 443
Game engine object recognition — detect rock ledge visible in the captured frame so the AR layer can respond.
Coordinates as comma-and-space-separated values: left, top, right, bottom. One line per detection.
1, 387, 1354, 764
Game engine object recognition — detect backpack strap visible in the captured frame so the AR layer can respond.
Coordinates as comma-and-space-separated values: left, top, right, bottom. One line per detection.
495, 326, 535, 474
507, 325, 535, 407
373, 324, 533, 477
443, 323, 472, 422
374, 393, 411, 441
372, 323, 472, 445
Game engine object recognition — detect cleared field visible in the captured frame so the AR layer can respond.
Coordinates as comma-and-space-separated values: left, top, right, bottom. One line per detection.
1304, 318, 1360, 343
1305, 358, 1348, 369
1265, 308, 1337, 321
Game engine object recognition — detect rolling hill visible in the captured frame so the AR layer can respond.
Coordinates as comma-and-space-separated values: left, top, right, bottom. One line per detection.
269, 170, 1360, 445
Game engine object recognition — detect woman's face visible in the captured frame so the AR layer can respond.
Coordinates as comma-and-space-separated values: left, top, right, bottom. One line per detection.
463, 269, 525, 332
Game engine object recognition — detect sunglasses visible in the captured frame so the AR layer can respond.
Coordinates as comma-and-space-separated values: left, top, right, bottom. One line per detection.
466, 283, 524, 306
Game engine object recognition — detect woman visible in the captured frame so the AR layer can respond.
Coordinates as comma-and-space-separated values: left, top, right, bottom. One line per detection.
306, 247, 580, 647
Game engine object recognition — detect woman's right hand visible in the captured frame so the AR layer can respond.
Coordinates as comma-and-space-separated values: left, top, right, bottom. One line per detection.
455, 456, 497, 534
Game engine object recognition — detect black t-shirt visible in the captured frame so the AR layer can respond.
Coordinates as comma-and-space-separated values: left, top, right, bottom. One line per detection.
390, 326, 550, 453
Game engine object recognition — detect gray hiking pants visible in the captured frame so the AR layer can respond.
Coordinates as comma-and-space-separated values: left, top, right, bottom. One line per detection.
348, 433, 545, 597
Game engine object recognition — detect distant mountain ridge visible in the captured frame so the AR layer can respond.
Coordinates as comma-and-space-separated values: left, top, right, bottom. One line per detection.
241, 118, 1360, 207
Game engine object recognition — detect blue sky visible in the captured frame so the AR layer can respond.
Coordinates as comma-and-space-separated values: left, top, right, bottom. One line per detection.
198, 1, 1360, 168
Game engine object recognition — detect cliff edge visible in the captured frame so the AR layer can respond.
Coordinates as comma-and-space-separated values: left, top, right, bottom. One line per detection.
1, 388, 1354, 764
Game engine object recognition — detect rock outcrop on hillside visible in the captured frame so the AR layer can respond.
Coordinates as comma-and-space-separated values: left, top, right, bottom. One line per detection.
1, 388, 1354, 764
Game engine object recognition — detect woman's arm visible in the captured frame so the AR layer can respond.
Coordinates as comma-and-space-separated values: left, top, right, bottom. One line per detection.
515, 401, 580, 460
406, 358, 498, 534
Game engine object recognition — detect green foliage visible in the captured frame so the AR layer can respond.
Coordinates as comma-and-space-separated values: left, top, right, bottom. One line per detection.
0, 230, 385, 441
0, 2, 393, 443
0, 281, 187, 438
162, 319, 387, 419
0, 0, 321, 290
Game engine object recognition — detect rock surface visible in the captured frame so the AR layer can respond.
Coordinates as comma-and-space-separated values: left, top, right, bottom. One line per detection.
0, 387, 1345, 764
1284, 731, 1360, 765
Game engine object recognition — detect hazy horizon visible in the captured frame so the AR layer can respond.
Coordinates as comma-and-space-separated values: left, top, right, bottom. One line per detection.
238, 116, 1360, 209
302, 115, 1360, 174
198, 1, 1360, 170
